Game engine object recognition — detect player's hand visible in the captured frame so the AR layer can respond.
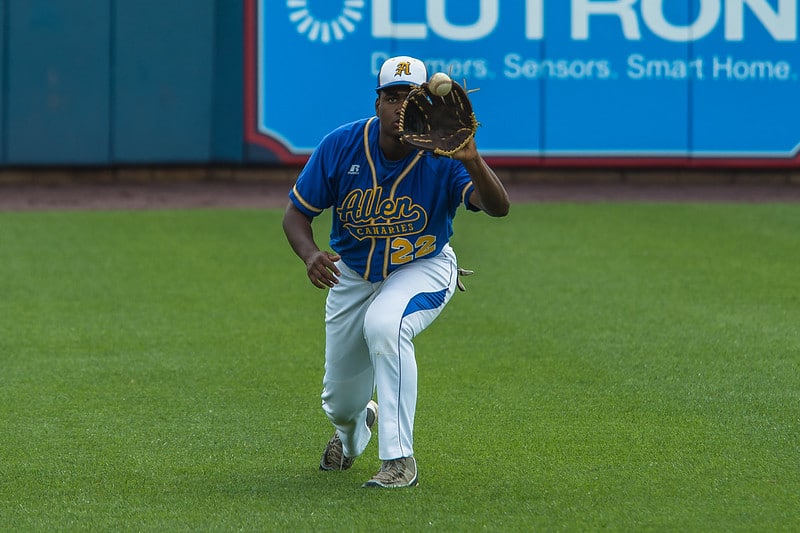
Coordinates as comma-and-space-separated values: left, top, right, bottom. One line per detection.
450, 137, 479, 163
305, 250, 341, 289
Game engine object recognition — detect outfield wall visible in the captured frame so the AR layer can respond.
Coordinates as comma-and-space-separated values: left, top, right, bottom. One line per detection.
0, 0, 243, 166
0, 1, 798, 171
246, 0, 800, 168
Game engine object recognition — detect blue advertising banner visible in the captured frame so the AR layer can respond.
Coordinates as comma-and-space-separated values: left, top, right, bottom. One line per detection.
245, 0, 800, 167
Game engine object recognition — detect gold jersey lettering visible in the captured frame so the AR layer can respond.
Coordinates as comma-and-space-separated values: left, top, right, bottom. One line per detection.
338, 187, 428, 241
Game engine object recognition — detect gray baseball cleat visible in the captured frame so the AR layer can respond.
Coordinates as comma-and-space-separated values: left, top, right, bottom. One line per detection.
319, 400, 378, 471
362, 456, 419, 488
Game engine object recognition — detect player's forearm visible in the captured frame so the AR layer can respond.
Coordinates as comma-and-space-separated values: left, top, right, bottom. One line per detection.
463, 156, 510, 217
282, 202, 321, 263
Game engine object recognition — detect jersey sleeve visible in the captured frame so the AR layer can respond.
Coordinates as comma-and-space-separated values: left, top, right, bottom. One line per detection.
288, 132, 339, 218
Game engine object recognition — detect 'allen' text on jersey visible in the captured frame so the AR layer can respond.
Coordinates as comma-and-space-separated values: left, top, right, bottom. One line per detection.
337, 187, 428, 240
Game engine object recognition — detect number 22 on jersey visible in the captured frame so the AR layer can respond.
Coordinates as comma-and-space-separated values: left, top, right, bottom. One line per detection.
391, 235, 437, 265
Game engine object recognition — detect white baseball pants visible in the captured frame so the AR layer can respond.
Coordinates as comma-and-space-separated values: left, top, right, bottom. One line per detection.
321, 244, 458, 461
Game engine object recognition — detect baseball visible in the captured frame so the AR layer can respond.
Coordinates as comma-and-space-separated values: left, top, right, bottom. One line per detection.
428, 72, 452, 96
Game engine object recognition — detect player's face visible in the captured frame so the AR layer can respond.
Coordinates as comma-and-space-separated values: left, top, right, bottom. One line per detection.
376, 86, 412, 138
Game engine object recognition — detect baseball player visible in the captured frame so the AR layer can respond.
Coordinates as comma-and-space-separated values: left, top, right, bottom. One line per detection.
282, 55, 509, 488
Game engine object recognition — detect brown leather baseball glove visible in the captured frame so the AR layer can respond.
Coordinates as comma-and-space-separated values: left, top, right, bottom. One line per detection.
399, 80, 479, 157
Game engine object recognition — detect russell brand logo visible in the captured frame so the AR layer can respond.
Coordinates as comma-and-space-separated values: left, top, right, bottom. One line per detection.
287, 0, 365, 44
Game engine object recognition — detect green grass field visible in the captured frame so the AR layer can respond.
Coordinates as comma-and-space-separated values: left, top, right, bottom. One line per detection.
1, 201, 798, 531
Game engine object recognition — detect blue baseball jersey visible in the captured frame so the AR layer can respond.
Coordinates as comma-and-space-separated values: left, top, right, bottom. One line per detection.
289, 116, 478, 282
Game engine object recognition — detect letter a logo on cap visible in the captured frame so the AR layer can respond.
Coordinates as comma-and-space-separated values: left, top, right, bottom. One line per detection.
395, 62, 412, 77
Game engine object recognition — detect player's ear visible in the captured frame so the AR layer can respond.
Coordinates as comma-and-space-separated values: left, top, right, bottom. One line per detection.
374, 96, 380, 115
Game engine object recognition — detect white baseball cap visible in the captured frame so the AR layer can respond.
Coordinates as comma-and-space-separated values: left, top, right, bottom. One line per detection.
376, 56, 427, 91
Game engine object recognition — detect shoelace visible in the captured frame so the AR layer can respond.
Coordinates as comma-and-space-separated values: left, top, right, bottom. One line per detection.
324, 434, 348, 468
376, 460, 408, 482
